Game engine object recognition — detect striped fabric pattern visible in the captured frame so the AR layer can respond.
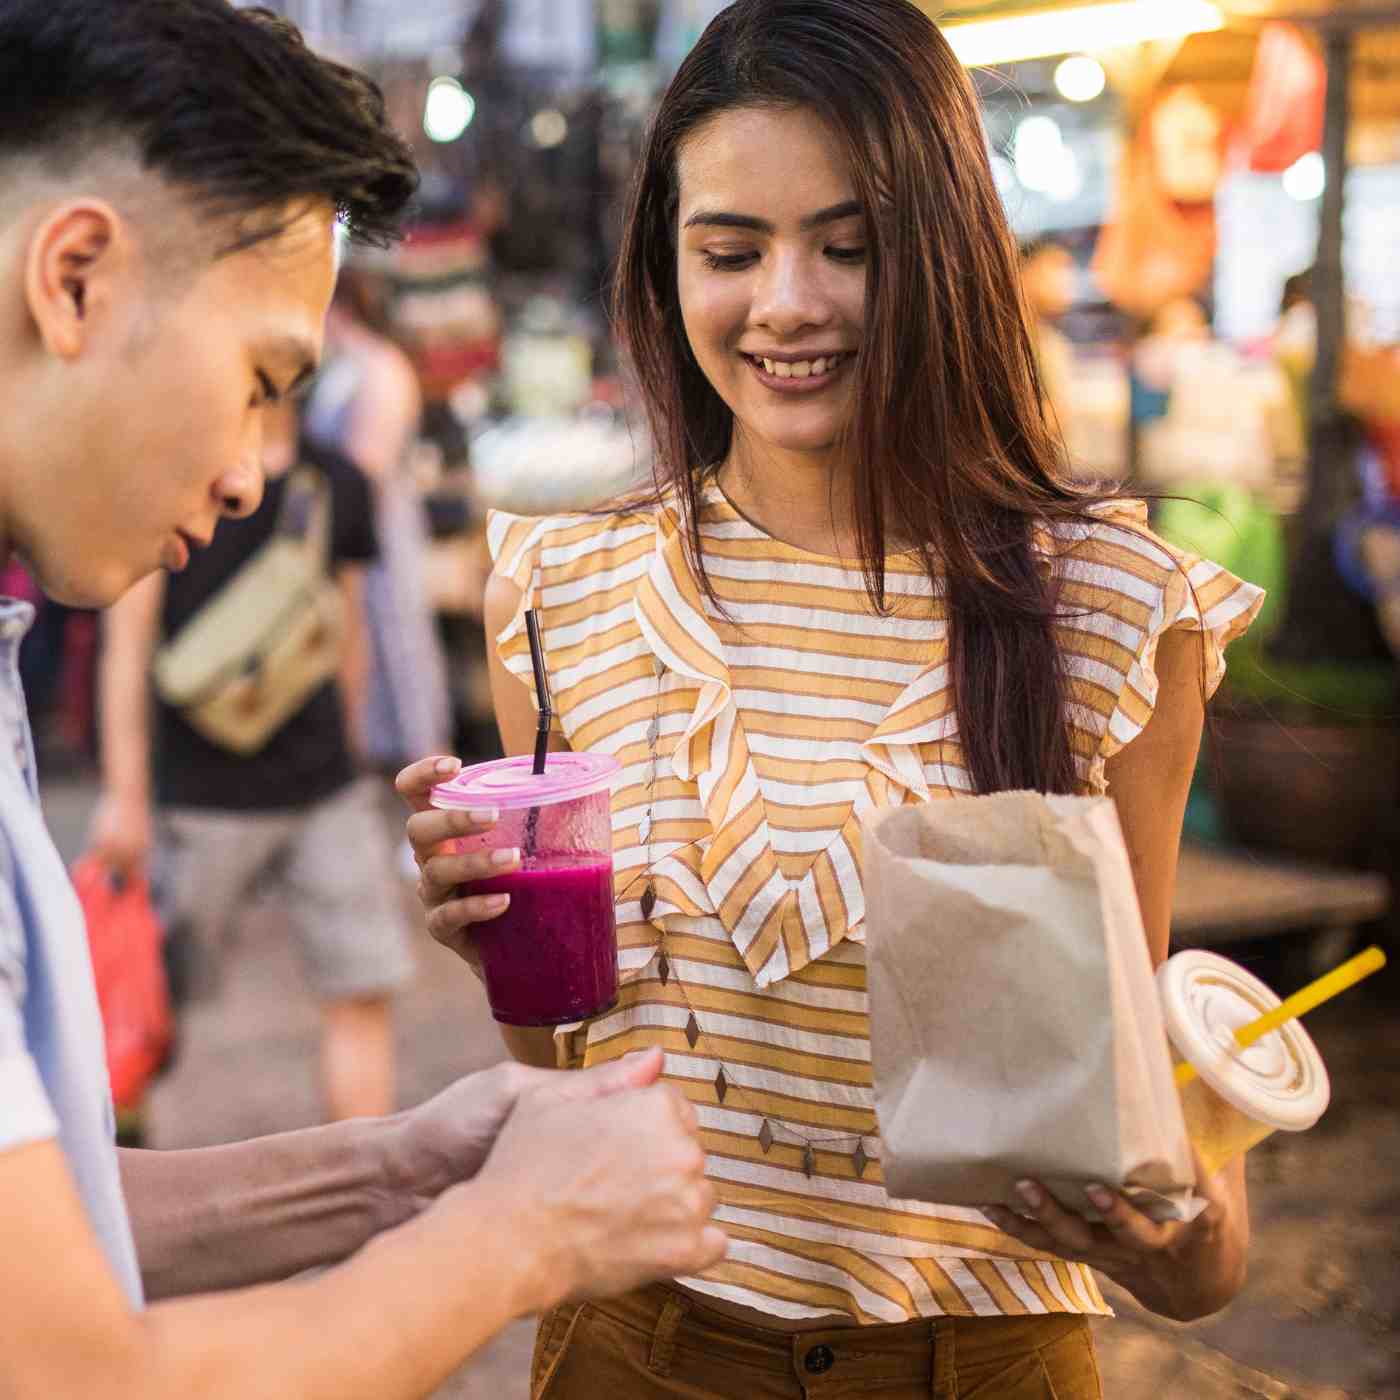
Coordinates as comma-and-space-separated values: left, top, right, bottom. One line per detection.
487, 487, 1263, 1324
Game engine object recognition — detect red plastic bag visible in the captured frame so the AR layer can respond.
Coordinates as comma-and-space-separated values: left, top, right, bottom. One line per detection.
71, 856, 173, 1111
1236, 23, 1326, 175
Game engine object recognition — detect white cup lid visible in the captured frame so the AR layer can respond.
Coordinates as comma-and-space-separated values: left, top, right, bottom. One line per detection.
1157, 949, 1330, 1133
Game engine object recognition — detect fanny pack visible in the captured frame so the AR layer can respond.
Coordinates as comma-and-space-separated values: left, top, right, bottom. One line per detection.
152, 467, 345, 756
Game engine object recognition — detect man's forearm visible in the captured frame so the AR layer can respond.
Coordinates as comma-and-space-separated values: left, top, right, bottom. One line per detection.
120, 1117, 410, 1299
133, 1175, 542, 1400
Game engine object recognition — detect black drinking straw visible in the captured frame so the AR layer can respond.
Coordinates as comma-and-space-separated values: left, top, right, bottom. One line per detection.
525, 609, 552, 776
523, 609, 552, 854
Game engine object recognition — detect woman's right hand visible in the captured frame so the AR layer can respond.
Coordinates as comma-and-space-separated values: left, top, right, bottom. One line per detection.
396, 756, 522, 975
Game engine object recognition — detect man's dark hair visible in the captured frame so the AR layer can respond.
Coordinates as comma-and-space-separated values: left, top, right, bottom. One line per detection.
1281, 268, 1314, 316
0, 0, 418, 249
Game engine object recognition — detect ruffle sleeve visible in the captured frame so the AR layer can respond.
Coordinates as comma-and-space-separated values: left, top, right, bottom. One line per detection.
1052, 501, 1266, 795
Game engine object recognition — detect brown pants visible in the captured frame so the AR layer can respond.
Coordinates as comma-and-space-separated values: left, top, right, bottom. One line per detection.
531, 1284, 1103, 1399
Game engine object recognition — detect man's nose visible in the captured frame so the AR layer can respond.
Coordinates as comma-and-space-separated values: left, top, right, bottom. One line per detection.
215, 459, 265, 520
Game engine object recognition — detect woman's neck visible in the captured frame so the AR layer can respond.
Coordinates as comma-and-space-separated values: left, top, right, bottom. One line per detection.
717, 436, 861, 558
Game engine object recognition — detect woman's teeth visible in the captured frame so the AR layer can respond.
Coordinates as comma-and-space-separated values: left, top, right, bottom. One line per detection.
753, 354, 845, 379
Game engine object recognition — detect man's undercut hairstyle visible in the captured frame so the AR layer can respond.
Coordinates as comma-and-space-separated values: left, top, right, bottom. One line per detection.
0, 0, 418, 249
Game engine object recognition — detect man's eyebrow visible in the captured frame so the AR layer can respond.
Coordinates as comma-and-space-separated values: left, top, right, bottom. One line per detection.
263, 335, 320, 391
682, 200, 863, 234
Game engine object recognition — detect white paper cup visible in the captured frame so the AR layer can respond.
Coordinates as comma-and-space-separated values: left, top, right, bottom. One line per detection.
1157, 950, 1330, 1176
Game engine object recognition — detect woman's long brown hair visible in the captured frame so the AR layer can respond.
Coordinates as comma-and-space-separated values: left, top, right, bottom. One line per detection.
613, 0, 1114, 796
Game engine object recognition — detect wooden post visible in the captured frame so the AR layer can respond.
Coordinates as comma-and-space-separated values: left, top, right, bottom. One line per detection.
1307, 24, 1353, 529
1268, 22, 1376, 664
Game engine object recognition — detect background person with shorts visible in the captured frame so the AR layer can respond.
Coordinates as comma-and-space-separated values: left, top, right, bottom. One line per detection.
91, 395, 412, 1124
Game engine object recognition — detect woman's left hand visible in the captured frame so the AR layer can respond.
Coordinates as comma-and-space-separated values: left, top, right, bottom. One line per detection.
981, 1148, 1248, 1322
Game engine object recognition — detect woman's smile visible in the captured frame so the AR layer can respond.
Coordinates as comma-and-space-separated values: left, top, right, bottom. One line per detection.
740, 349, 854, 393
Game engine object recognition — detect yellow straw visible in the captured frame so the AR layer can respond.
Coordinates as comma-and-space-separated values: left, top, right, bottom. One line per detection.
1174, 945, 1387, 1087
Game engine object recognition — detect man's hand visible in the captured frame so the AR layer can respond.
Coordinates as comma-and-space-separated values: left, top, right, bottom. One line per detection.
86, 789, 153, 881
383, 1049, 691, 1217
457, 1052, 726, 1311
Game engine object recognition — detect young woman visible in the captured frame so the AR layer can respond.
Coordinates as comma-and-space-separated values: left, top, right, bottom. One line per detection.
402, 2, 1262, 1394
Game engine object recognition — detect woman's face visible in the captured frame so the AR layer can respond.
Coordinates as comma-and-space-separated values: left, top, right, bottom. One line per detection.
674, 105, 866, 468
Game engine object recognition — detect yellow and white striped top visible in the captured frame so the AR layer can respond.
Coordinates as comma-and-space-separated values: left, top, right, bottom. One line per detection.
488, 485, 1262, 1325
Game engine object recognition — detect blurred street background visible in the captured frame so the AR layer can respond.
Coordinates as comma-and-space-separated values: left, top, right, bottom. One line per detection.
18, 2, 1400, 1395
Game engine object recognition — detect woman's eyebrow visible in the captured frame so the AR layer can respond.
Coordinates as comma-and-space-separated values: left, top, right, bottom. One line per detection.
682, 200, 862, 233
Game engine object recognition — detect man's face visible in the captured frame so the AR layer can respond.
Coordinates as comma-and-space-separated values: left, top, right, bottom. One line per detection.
23, 201, 336, 606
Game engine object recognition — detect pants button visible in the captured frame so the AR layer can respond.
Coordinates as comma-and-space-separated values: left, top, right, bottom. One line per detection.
804, 1344, 835, 1374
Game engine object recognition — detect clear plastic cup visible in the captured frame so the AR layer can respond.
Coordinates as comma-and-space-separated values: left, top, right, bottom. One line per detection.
1158, 950, 1331, 1176
430, 753, 620, 1026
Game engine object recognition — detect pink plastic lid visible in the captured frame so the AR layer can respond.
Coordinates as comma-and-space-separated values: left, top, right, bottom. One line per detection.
430, 753, 620, 813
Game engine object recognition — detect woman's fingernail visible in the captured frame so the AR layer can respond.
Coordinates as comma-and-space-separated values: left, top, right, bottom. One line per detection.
1086, 1185, 1114, 1211
435, 756, 461, 775
468, 808, 499, 825
481, 893, 510, 914
1016, 1181, 1043, 1210
491, 846, 521, 868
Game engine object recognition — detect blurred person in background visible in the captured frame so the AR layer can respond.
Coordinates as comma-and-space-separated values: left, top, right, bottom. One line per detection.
1274, 267, 1316, 442
90, 392, 412, 1127
306, 261, 455, 777
1131, 295, 1212, 434
407, 2, 1259, 1395
0, 3, 722, 1395
1018, 234, 1078, 439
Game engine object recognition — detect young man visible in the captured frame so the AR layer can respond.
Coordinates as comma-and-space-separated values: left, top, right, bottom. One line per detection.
0, 4, 724, 1396
93, 394, 412, 1127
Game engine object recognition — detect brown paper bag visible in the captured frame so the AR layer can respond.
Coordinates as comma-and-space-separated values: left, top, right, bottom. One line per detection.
864, 792, 1202, 1223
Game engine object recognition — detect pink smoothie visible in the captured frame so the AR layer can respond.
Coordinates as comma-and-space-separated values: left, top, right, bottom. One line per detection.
465, 856, 618, 1026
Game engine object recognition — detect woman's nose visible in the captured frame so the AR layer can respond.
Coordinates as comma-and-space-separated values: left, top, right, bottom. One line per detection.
752, 250, 833, 337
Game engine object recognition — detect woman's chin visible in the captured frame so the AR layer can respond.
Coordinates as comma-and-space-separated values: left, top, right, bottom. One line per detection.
737, 421, 845, 461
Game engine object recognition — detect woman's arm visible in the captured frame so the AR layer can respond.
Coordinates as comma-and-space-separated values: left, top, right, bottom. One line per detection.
984, 627, 1250, 1321
1101, 625, 1205, 968
398, 569, 569, 1070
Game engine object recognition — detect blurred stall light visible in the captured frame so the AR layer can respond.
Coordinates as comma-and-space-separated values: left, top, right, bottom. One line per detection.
529, 109, 569, 150
1046, 146, 1084, 201
423, 76, 475, 144
1055, 55, 1107, 103
944, 1, 1223, 67
1283, 152, 1326, 202
1015, 115, 1063, 191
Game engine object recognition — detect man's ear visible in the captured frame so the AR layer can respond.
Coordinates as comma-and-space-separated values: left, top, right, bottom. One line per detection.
24, 200, 127, 360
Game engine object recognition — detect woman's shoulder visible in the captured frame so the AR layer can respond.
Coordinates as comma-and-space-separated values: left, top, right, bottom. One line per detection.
1045, 495, 1265, 784
486, 498, 660, 589
1047, 496, 1261, 634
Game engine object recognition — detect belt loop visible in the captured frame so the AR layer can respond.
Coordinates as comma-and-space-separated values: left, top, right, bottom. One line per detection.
647, 1291, 689, 1377
929, 1317, 956, 1399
